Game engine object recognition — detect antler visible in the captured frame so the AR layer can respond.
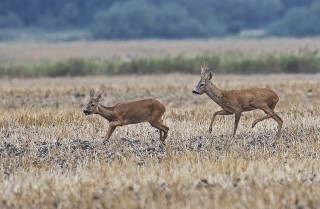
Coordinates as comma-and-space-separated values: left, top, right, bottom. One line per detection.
201, 62, 210, 77
89, 89, 95, 98
89, 89, 104, 100
96, 90, 104, 100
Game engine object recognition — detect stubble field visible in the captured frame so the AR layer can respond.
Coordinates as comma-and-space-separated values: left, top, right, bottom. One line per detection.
0, 72, 320, 209
1, 39, 320, 209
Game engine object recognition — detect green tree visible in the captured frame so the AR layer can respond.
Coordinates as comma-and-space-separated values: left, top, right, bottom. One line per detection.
210, 0, 283, 32
60, 3, 80, 26
0, 12, 23, 28
267, 1, 320, 37
154, 3, 205, 38
91, 0, 156, 39
0, 0, 319, 39
91, 1, 226, 39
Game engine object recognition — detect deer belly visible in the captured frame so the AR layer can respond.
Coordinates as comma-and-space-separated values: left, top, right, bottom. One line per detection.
124, 118, 148, 124
244, 107, 255, 111
123, 113, 150, 124
243, 103, 256, 111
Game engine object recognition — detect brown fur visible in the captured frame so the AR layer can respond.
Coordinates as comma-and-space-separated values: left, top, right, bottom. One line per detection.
83, 90, 169, 142
192, 65, 283, 137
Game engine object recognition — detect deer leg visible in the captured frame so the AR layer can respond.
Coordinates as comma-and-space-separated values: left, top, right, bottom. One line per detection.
159, 119, 166, 141
105, 125, 116, 141
251, 114, 275, 128
251, 107, 276, 128
233, 112, 242, 136
251, 107, 283, 137
158, 121, 169, 141
160, 124, 169, 142
104, 121, 124, 141
272, 115, 283, 138
150, 122, 169, 142
270, 105, 283, 138
209, 110, 233, 133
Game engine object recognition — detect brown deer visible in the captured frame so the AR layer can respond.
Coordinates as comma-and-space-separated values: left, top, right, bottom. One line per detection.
83, 90, 169, 142
192, 64, 283, 137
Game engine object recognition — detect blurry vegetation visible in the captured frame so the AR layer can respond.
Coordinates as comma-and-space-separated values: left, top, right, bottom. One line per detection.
267, 1, 320, 37
0, 0, 320, 39
1, 53, 320, 77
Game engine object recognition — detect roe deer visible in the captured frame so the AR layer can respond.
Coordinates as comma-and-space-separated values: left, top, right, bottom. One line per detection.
83, 90, 169, 142
192, 64, 283, 137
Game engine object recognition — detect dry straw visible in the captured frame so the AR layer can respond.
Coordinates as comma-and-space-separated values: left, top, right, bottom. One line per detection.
0, 74, 320, 208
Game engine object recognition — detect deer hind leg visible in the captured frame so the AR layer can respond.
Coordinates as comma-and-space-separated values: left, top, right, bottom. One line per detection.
251, 106, 277, 128
151, 110, 169, 142
251, 106, 283, 137
272, 114, 283, 138
209, 110, 233, 133
160, 122, 169, 142
269, 104, 283, 138
150, 121, 169, 142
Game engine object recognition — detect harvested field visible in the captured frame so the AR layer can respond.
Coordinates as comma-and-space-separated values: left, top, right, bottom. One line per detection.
0, 74, 319, 208
1, 38, 320, 64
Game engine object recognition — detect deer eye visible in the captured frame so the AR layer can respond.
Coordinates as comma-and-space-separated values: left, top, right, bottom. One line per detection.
200, 83, 205, 87
90, 103, 96, 107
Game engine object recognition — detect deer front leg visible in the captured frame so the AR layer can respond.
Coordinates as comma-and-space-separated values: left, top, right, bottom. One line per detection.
104, 120, 124, 141
104, 124, 116, 141
209, 110, 233, 133
233, 112, 242, 136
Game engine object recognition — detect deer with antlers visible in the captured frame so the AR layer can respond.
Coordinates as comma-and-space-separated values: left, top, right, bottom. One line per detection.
192, 64, 283, 137
83, 90, 169, 142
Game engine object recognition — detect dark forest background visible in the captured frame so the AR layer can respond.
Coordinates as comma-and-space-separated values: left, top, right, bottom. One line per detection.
0, 0, 320, 40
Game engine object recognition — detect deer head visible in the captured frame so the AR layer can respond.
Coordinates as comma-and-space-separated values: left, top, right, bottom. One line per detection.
192, 63, 213, 95
83, 90, 104, 115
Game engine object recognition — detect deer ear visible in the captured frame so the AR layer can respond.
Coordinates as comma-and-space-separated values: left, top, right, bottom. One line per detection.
206, 71, 213, 80
89, 89, 95, 98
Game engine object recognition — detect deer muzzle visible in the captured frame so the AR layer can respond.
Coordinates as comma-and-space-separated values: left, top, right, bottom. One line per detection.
192, 89, 200, 94
83, 109, 91, 115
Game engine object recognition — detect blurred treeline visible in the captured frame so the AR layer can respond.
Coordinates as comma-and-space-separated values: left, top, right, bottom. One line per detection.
1, 0, 320, 39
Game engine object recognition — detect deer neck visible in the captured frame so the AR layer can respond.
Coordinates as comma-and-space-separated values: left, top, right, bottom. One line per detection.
206, 82, 226, 105
96, 104, 116, 121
